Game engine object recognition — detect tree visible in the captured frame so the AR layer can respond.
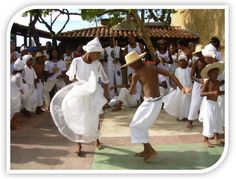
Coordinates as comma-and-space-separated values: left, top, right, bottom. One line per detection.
80, 9, 176, 62
23, 9, 81, 46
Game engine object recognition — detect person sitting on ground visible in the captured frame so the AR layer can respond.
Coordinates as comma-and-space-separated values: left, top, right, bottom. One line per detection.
108, 73, 142, 112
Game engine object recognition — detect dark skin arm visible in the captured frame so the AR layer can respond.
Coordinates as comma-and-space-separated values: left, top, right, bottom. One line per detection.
110, 84, 130, 90
167, 49, 173, 64
190, 60, 204, 84
103, 83, 110, 100
129, 73, 138, 95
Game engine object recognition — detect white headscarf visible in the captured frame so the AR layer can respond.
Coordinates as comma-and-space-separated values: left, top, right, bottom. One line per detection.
14, 58, 25, 71
22, 54, 33, 64
82, 37, 104, 53
202, 43, 217, 58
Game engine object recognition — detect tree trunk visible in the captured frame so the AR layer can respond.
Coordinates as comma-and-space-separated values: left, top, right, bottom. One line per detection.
29, 15, 41, 47
131, 10, 158, 62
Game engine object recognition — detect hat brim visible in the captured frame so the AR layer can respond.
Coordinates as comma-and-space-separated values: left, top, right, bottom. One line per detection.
121, 52, 146, 68
192, 50, 202, 55
201, 62, 224, 78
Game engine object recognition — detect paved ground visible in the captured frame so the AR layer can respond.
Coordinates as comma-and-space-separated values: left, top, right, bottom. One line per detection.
10, 106, 224, 170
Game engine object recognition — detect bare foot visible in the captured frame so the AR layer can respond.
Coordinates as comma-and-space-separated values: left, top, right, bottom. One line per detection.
186, 122, 193, 129
96, 139, 102, 150
216, 139, 225, 145
74, 144, 82, 155
144, 151, 158, 162
111, 105, 121, 112
103, 104, 110, 109
203, 141, 215, 148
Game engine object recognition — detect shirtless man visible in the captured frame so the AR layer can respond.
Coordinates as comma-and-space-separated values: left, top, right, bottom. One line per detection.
122, 51, 191, 162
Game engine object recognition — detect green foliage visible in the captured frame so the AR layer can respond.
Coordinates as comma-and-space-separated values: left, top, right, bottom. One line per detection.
22, 9, 54, 17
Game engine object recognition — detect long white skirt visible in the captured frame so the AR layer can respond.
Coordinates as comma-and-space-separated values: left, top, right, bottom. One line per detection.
130, 97, 162, 144
11, 84, 22, 119
50, 72, 107, 143
163, 88, 191, 120
22, 84, 37, 112
199, 98, 223, 138
188, 81, 203, 120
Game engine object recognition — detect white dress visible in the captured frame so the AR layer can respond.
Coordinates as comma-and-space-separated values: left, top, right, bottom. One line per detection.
10, 77, 22, 118
163, 67, 192, 120
50, 57, 109, 143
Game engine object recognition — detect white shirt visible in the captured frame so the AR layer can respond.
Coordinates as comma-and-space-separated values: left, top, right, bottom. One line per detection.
66, 57, 109, 84
44, 60, 66, 80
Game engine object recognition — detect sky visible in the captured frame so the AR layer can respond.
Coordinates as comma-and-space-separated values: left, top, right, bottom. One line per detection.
13, 9, 97, 46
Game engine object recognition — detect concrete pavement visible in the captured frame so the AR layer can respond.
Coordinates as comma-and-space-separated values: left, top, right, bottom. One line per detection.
10, 106, 224, 170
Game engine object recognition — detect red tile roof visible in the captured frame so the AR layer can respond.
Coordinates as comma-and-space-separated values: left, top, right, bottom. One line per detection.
58, 25, 199, 40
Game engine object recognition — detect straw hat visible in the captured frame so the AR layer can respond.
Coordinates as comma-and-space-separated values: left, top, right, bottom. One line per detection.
82, 37, 104, 53
121, 51, 146, 68
35, 52, 44, 59
192, 44, 204, 54
200, 62, 224, 78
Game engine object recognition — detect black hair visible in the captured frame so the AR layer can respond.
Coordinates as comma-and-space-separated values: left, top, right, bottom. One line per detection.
210, 37, 220, 47
177, 39, 187, 46
12, 70, 22, 75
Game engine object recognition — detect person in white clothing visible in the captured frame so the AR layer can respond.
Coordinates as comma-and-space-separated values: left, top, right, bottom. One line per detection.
33, 52, 46, 114
108, 73, 142, 112
22, 55, 38, 114
43, 48, 67, 111
10, 58, 24, 129
124, 34, 145, 83
156, 39, 173, 70
50, 37, 109, 156
199, 62, 224, 147
163, 54, 192, 121
121, 51, 191, 162
104, 39, 122, 99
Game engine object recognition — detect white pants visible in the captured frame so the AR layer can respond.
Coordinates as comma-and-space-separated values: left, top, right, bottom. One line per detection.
107, 63, 122, 98
108, 88, 138, 107
130, 97, 162, 144
43, 79, 66, 107
36, 80, 43, 106
188, 81, 203, 120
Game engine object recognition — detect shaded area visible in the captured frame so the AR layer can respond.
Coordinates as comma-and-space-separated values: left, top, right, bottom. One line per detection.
91, 143, 224, 170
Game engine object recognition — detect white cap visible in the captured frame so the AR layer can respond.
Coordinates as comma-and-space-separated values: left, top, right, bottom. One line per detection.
178, 54, 188, 61
202, 43, 217, 58
22, 54, 33, 64
14, 58, 25, 71
82, 37, 104, 53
